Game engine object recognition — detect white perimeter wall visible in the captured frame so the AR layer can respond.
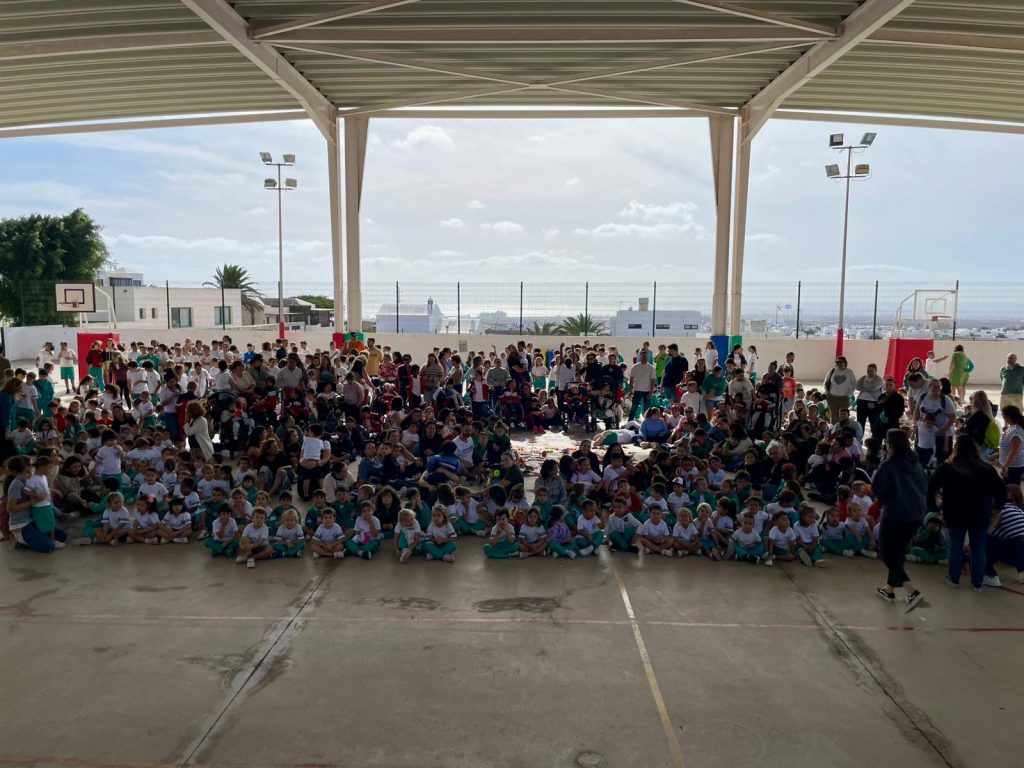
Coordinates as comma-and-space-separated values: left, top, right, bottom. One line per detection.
2, 327, 1018, 386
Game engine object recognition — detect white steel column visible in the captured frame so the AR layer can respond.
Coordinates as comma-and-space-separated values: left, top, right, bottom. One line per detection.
344, 115, 369, 333
709, 116, 734, 336
730, 132, 751, 336
327, 119, 344, 332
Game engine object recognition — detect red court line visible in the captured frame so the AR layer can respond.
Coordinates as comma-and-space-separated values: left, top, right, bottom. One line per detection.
998, 584, 1024, 598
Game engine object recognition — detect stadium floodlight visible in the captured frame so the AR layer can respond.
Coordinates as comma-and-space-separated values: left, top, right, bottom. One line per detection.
282, 153, 296, 165
259, 152, 298, 339
260, 151, 273, 163
829, 133, 844, 148
825, 164, 841, 178
861, 132, 877, 146
264, 178, 277, 189
285, 178, 297, 189
855, 163, 871, 176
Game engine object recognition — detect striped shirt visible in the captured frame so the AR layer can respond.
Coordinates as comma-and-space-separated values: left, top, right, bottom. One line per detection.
993, 504, 1024, 540
999, 424, 1024, 468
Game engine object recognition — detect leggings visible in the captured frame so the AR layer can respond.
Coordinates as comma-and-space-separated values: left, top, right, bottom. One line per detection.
879, 518, 920, 588
482, 539, 520, 559
205, 538, 239, 557
574, 531, 605, 551
423, 540, 457, 559
345, 538, 380, 556
610, 527, 638, 552
272, 541, 305, 557
548, 539, 578, 557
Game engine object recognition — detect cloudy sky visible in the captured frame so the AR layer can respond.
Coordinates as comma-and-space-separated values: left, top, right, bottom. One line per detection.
1, 112, 1021, 305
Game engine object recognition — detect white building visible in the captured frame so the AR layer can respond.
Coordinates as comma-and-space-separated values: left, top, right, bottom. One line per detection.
85, 271, 243, 329
610, 306, 702, 337
376, 297, 444, 333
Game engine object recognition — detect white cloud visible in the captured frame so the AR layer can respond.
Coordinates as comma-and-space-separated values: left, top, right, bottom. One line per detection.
747, 233, 783, 244
563, 177, 581, 189
618, 200, 700, 221
430, 249, 463, 258
482, 221, 525, 234
543, 227, 561, 237
439, 218, 465, 228
465, 200, 485, 209
584, 221, 705, 239
391, 125, 455, 150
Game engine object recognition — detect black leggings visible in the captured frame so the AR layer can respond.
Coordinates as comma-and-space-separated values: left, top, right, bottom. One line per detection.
879, 518, 920, 588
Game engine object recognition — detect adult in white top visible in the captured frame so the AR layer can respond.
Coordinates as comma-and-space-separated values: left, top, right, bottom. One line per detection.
628, 349, 656, 421
823, 356, 857, 425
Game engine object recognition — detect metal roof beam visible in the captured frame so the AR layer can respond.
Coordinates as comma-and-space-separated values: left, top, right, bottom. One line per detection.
253, 0, 423, 39
775, 109, 1024, 136
549, 41, 811, 86
274, 44, 532, 87
339, 85, 531, 116
0, 110, 306, 140
869, 29, 1024, 54
739, 0, 917, 143
180, 0, 337, 141
266, 26, 824, 44
670, 1, 835, 36
547, 85, 735, 116
0, 31, 223, 62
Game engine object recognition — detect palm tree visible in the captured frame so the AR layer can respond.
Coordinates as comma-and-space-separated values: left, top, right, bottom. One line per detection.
527, 321, 561, 336
204, 264, 262, 325
557, 313, 608, 336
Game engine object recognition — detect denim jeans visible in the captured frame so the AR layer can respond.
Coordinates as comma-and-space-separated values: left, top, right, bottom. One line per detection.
947, 517, 990, 588
629, 391, 651, 421
19, 523, 67, 553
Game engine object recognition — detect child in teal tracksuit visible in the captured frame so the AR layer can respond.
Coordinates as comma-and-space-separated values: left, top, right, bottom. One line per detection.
546, 506, 578, 559
424, 505, 457, 562
345, 502, 382, 560
205, 507, 239, 557
573, 499, 605, 556
395, 508, 423, 563
607, 497, 642, 553
483, 510, 519, 559
907, 513, 947, 564
273, 509, 306, 558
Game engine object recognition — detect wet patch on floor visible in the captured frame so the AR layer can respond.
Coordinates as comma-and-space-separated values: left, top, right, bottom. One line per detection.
132, 585, 188, 593
353, 596, 441, 611
575, 750, 607, 767
9, 566, 50, 582
473, 596, 560, 613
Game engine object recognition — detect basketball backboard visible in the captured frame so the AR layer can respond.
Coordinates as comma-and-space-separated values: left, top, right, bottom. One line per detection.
911, 289, 956, 321
54, 282, 97, 313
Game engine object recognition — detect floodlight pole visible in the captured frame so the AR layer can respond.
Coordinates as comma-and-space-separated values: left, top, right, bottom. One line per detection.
837, 145, 853, 356
261, 155, 295, 339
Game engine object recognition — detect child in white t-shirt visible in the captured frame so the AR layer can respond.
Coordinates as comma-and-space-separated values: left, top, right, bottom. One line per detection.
517, 508, 548, 559
793, 506, 823, 566
728, 512, 766, 563
205, 507, 239, 557
77, 492, 131, 546
273, 509, 306, 558
573, 500, 605, 557
346, 503, 382, 560
765, 512, 797, 567
424, 505, 457, 563
158, 497, 193, 543
236, 508, 272, 568
394, 508, 423, 563
128, 496, 162, 544
312, 509, 346, 560
671, 508, 700, 557
638, 507, 673, 557
531, 356, 549, 391
667, 479, 690, 517
844, 506, 877, 558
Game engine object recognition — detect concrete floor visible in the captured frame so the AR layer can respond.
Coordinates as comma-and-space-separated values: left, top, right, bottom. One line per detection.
2, 539, 1022, 768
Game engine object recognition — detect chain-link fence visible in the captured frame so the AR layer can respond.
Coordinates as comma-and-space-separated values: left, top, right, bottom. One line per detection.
4, 279, 1020, 341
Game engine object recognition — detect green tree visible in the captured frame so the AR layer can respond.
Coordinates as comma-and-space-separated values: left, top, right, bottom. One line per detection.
204, 264, 263, 325
527, 321, 561, 336
0, 209, 109, 326
556, 313, 608, 336
297, 294, 334, 309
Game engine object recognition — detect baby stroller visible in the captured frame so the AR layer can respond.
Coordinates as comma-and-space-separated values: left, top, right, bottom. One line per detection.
564, 384, 592, 431
592, 391, 622, 430
249, 387, 279, 427
316, 392, 345, 433
749, 380, 782, 436
282, 387, 312, 427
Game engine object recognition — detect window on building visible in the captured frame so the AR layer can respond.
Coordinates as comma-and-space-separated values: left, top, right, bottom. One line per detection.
627, 323, 642, 329
151, 308, 158, 319
214, 306, 232, 326
138, 308, 145, 320
170, 307, 192, 328
655, 323, 670, 330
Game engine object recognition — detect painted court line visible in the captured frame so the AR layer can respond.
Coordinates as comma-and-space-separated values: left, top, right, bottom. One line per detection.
609, 559, 687, 768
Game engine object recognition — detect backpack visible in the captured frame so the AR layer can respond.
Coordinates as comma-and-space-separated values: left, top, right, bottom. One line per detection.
984, 419, 1001, 451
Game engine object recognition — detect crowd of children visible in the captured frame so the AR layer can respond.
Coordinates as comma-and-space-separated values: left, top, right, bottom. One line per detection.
1, 335, 1021, 586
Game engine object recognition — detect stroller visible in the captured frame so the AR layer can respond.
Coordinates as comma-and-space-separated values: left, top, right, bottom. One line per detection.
564, 383, 592, 431
249, 387, 279, 428
282, 387, 312, 427
749, 379, 782, 436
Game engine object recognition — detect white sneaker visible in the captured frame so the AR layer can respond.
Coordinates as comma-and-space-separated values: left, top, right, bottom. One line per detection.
334, 551, 345, 560
109, 538, 119, 547
579, 546, 594, 557
567, 550, 577, 560
550, 551, 559, 559
246, 557, 255, 568
661, 549, 673, 557
197, 530, 209, 540
174, 537, 189, 544
519, 552, 528, 559
643, 547, 653, 555
982, 575, 1002, 588
72, 537, 93, 546
296, 548, 303, 558
764, 557, 774, 567
473, 529, 487, 537
235, 555, 247, 564
53, 540, 66, 549
442, 554, 454, 563
861, 550, 878, 559
843, 549, 855, 558
312, 551, 321, 559
426, 553, 434, 561
145, 537, 157, 545
400, 548, 412, 563
798, 550, 812, 567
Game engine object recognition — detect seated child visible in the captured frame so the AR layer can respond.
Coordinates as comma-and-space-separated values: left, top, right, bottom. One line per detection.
424, 505, 457, 563
765, 511, 798, 567
157, 497, 192, 543
793, 505, 824, 566
727, 512, 766, 563
236, 507, 272, 568
76, 492, 131, 546
273, 509, 306, 558
906, 513, 947, 565
205, 507, 239, 557
546, 506, 578, 560
345, 502, 382, 560
482, 509, 519, 559
394, 508, 424, 563
573, 499, 605, 557
638, 506, 673, 557
312, 509, 346, 560
128, 495, 162, 544
671, 508, 701, 557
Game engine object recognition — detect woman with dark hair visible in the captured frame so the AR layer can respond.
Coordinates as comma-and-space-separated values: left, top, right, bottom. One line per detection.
986, 484, 1024, 586
999, 405, 1024, 486
947, 344, 973, 403
928, 434, 1005, 590
533, 458, 567, 507
872, 429, 928, 612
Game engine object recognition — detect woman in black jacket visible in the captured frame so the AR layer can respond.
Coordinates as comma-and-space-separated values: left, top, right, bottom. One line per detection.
872, 429, 928, 611
875, 378, 905, 437
927, 435, 1005, 590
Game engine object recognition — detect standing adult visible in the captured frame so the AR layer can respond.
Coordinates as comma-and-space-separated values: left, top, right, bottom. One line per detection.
872, 429, 927, 612
928, 435, 1005, 590
947, 344, 973, 403
998, 405, 1024, 487
183, 401, 214, 461
876, 377, 905, 436
661, 344, 688, 403
914, 378, 956, 464
924, 349, 949, 380
999, 353, 1024, 415
823, 356, 856, 425
854, 363, 884, 435
628, 350, 656, 421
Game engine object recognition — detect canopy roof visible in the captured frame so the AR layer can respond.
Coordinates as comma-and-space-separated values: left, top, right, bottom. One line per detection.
2, 1, 1023, 132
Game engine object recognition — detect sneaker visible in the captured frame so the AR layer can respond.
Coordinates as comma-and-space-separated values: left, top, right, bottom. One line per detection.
366, 550, 373, 561
905, 553, 920, 563
579, 546, 594, 557
145, 537, 157, 545
710, 549, 721, 561
876, 588, 896, 602
123, 537, 133, 545
944, 575, 959, 588
473, 528, 487, 537
661, 549, 673, 558
109, 538, 119, 547
567, 550, 577, 560
296, 548, 303, 558
550, 551, 559, 559
197, 530, 209, 540
173, 537, 189, 544
982, 575, 1002, 588
764, 557, 774, 567
904, 590, 924, 613
426, 553, 434, 561
797, 550, 812, 567
53, 540, 66, 549
334, 551, 345, 560
519, 552, 529, 559
73, 537, 93, 546
312, 551, 321, 559
861, 550, 878, 559
246, 557, 255, 569
400, 548, 412, 563
442, 554, 454, 563
755, 555, 762, 565
843, 549, 855, 558
235, 555, 247, 564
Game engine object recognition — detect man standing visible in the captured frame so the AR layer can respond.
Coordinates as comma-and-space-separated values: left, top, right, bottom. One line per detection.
1000, 353, 1024, 415
365, 338, 383, 378
628, 350, 656, 420
661, 344, 689, 403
